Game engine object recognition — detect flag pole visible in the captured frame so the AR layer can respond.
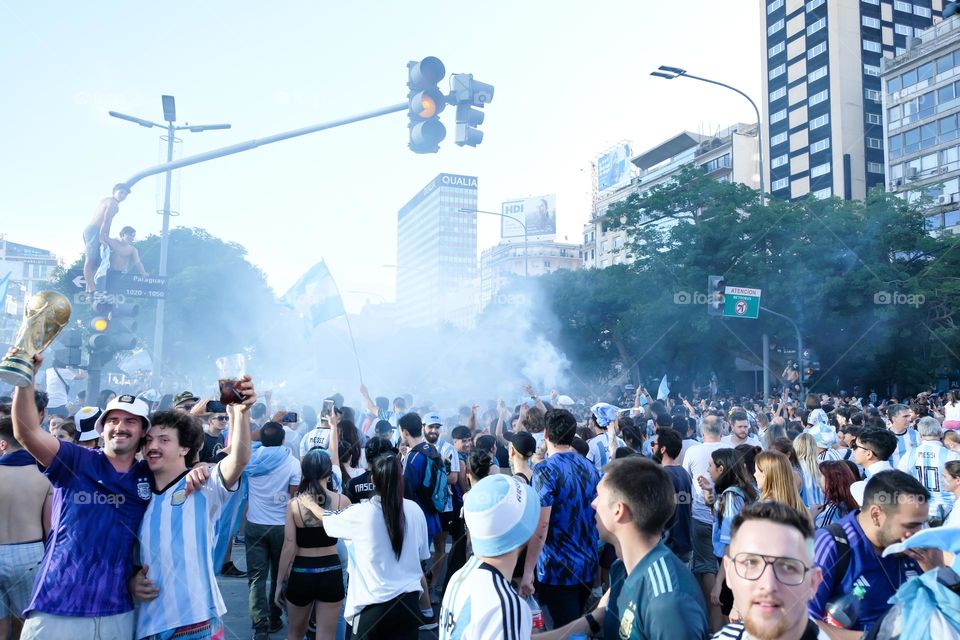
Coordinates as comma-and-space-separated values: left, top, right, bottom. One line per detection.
326, 267, 364, 385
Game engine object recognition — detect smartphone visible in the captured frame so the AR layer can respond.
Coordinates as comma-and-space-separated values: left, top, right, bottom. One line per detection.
206, 400, 226, 414
281, 412, 298, 424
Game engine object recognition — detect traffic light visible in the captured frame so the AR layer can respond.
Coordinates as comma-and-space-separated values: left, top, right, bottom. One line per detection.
449, 73, 494, 147
407, 56, 446, 153
707, 275, 725, 316
54, 328, 82, 367
87, 304, 139, 355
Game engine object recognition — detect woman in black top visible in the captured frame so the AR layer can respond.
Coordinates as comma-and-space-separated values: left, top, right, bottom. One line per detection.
276, 448, 351, 640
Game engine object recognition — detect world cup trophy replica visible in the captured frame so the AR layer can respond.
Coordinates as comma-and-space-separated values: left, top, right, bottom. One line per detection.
0, 291, 72, 387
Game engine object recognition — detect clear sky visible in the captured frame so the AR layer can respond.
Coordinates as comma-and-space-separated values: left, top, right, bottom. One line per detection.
0, 1, 761, 311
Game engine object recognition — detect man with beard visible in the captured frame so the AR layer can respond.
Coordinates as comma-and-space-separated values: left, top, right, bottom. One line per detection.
423, 413, 461, 602
713, 501, 829, 640
651, 427, 693, 564
129, 378, 254, 640
11, 353, 152, 640
808, 471, 944, 637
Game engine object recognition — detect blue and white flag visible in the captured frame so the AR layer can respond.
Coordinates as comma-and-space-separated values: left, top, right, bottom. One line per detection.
0, 272, 9, 312
283, 261, 345, 327
657, 374, 670, 400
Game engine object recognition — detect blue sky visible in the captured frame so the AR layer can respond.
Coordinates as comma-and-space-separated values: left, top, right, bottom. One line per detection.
0, 1, 760, 310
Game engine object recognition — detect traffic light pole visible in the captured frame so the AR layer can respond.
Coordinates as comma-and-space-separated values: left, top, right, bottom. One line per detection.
120, 102, 408, 190
760, 305, 804, 398
152, 125, 175, 388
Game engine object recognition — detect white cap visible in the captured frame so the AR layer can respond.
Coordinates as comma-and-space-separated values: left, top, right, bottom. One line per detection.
94, 394, 151, 433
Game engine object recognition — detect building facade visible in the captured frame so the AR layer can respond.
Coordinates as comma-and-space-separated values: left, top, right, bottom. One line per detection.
396, 173, 478, 329
0, 238, 61, 347
479, 239, 581, 308
582, 123, 759, 268
884, 12, 960, 233
761, 0, 939, 202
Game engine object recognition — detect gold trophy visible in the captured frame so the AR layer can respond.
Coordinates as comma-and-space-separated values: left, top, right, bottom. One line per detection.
0, 291, 72, 387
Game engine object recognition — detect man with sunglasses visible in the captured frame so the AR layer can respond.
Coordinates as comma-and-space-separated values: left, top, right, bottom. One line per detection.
713, 501, 828, 640
198, 401, 229, 464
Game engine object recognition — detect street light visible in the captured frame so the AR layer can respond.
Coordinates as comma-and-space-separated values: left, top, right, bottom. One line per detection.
651, 66, 765, 205
459, 207, 528, 277
109, 96, 231, 384
760, 305, 805, 398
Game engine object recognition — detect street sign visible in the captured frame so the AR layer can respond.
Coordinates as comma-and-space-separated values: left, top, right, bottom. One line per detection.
108, 274, 167, 300
723, 286, 761, 319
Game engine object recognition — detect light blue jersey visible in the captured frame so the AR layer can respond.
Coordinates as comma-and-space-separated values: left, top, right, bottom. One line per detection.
440, 556, 531, 640
889, 428, 921, 468
897, 441, 960, 520
136, 464, 236, 639
586, 432, 625, 472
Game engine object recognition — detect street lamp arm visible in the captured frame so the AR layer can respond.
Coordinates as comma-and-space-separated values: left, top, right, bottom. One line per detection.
458, 207, 529, 278
177, 123, 233, 132
120, 101, 407, 190
459, 207, 527, 231
681, 73, 761, 124
109, 111, 161, 129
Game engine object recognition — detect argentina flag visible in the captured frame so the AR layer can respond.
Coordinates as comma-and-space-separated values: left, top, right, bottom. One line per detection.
283, 260, 346, 327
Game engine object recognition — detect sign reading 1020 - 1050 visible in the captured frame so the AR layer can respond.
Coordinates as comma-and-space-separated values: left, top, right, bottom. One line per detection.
723, 287, 761, 319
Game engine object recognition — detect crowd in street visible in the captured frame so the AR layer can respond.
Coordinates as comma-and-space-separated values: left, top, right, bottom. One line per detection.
1, 356, 960, 640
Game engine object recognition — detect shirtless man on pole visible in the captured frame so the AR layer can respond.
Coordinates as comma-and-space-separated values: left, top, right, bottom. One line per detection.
83, 184, 130, 293
99, 224, 148, 279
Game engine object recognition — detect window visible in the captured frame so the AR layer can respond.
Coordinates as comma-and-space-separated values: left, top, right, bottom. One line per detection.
809, 42, 828, 59
867, 112, 882, 125
613, 237, 623, 250
771, 131, 789, 146
768, 41, 785, 58
867, 137, 884, 149
770, 108, 787, 123
809, 89, 829, 106
894, 0, 913, 11
768, 18, 784, 36
865, 88, 881, 102
920, 123, 937, 148
939, 83, 956, 105
810, 138, 830, 154
810, 113, 830, 129
889, 134, 903, 158
601, 241, 609, 253
771, 154, 789, 168
895, 24, 913, 37
904, 127, 921, 154
806, 0, 825, 10
863, 40, 882, 54
769, 64, 786, 80
809, 66, 828, 82
862, 16, 881, 29
915, 5, 932, 17
889, 75, 902, 93
807, 18, 826, 35
770, 86, 787, 101
811, 162, 831, 177
812, 187, 832, 199
867, 162, 884, 174
864, 64, 882, 77
862, 0, 878, 4
767, 0, 784, 13
918, 62, 934, 83
772, 177, 790, 190
941, 114, 959, 142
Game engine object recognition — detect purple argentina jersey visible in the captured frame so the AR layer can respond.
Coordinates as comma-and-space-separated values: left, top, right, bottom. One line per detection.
26, 441, 152, 617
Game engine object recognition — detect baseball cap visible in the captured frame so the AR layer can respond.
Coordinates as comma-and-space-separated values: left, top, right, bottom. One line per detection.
503, 431, 537, 458
423, 412, 443, 427
94, 394, 152, 433
173, 390, 199, 409
73, 406, 102, 442
463, 474, 541, 558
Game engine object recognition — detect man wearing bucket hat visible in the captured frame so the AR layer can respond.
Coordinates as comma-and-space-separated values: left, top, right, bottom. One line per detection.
439, 474, 540, 640
11, 353, 153, 640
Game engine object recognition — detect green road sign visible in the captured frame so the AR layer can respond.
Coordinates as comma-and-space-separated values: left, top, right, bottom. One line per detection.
723, 286, 761, 319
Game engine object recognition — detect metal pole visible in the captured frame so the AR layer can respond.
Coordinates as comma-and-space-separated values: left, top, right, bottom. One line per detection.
675, 73, 765, 205
762, 332, 770, 403
760, 305, 804, 398
122, 102, 408, 190
523, 226, 528, 277
151, 125, 176, 384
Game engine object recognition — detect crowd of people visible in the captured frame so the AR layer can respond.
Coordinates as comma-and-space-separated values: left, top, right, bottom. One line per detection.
1, 355, 960, 640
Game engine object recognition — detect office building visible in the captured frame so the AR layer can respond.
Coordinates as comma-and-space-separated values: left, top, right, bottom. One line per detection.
479, 239, 581, 308
396, 173, 478, 329
884, 12, 960, 233
0, 238, 61, 346
583, 123, 759, 268
761, 0, 939, 201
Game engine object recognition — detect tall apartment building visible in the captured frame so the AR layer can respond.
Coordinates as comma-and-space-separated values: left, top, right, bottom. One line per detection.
761, 0, 939, 201
396, 173, 478, 329
583, 123, 759, 268
0, 238, 61, 346
884, 13, 960, 233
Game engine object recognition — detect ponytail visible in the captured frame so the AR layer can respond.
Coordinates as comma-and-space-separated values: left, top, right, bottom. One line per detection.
372, 453, 406, 560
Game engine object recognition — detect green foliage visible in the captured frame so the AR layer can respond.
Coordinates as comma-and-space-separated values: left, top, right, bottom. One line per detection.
539, 167, 960, 393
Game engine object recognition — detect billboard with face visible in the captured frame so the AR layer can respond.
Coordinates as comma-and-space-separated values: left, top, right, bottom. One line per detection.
500, 195, 556, 239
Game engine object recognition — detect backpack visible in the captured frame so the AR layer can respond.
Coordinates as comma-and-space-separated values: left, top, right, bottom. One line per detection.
410, 444, 449, 513
824, 523, 853, 598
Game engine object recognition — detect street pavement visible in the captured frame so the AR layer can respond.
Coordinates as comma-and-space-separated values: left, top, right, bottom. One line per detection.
217, 541, 439, 640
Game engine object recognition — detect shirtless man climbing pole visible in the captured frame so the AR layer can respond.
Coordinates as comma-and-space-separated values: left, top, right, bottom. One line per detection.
99, 223, 148, 280
83, 184, 130, 293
